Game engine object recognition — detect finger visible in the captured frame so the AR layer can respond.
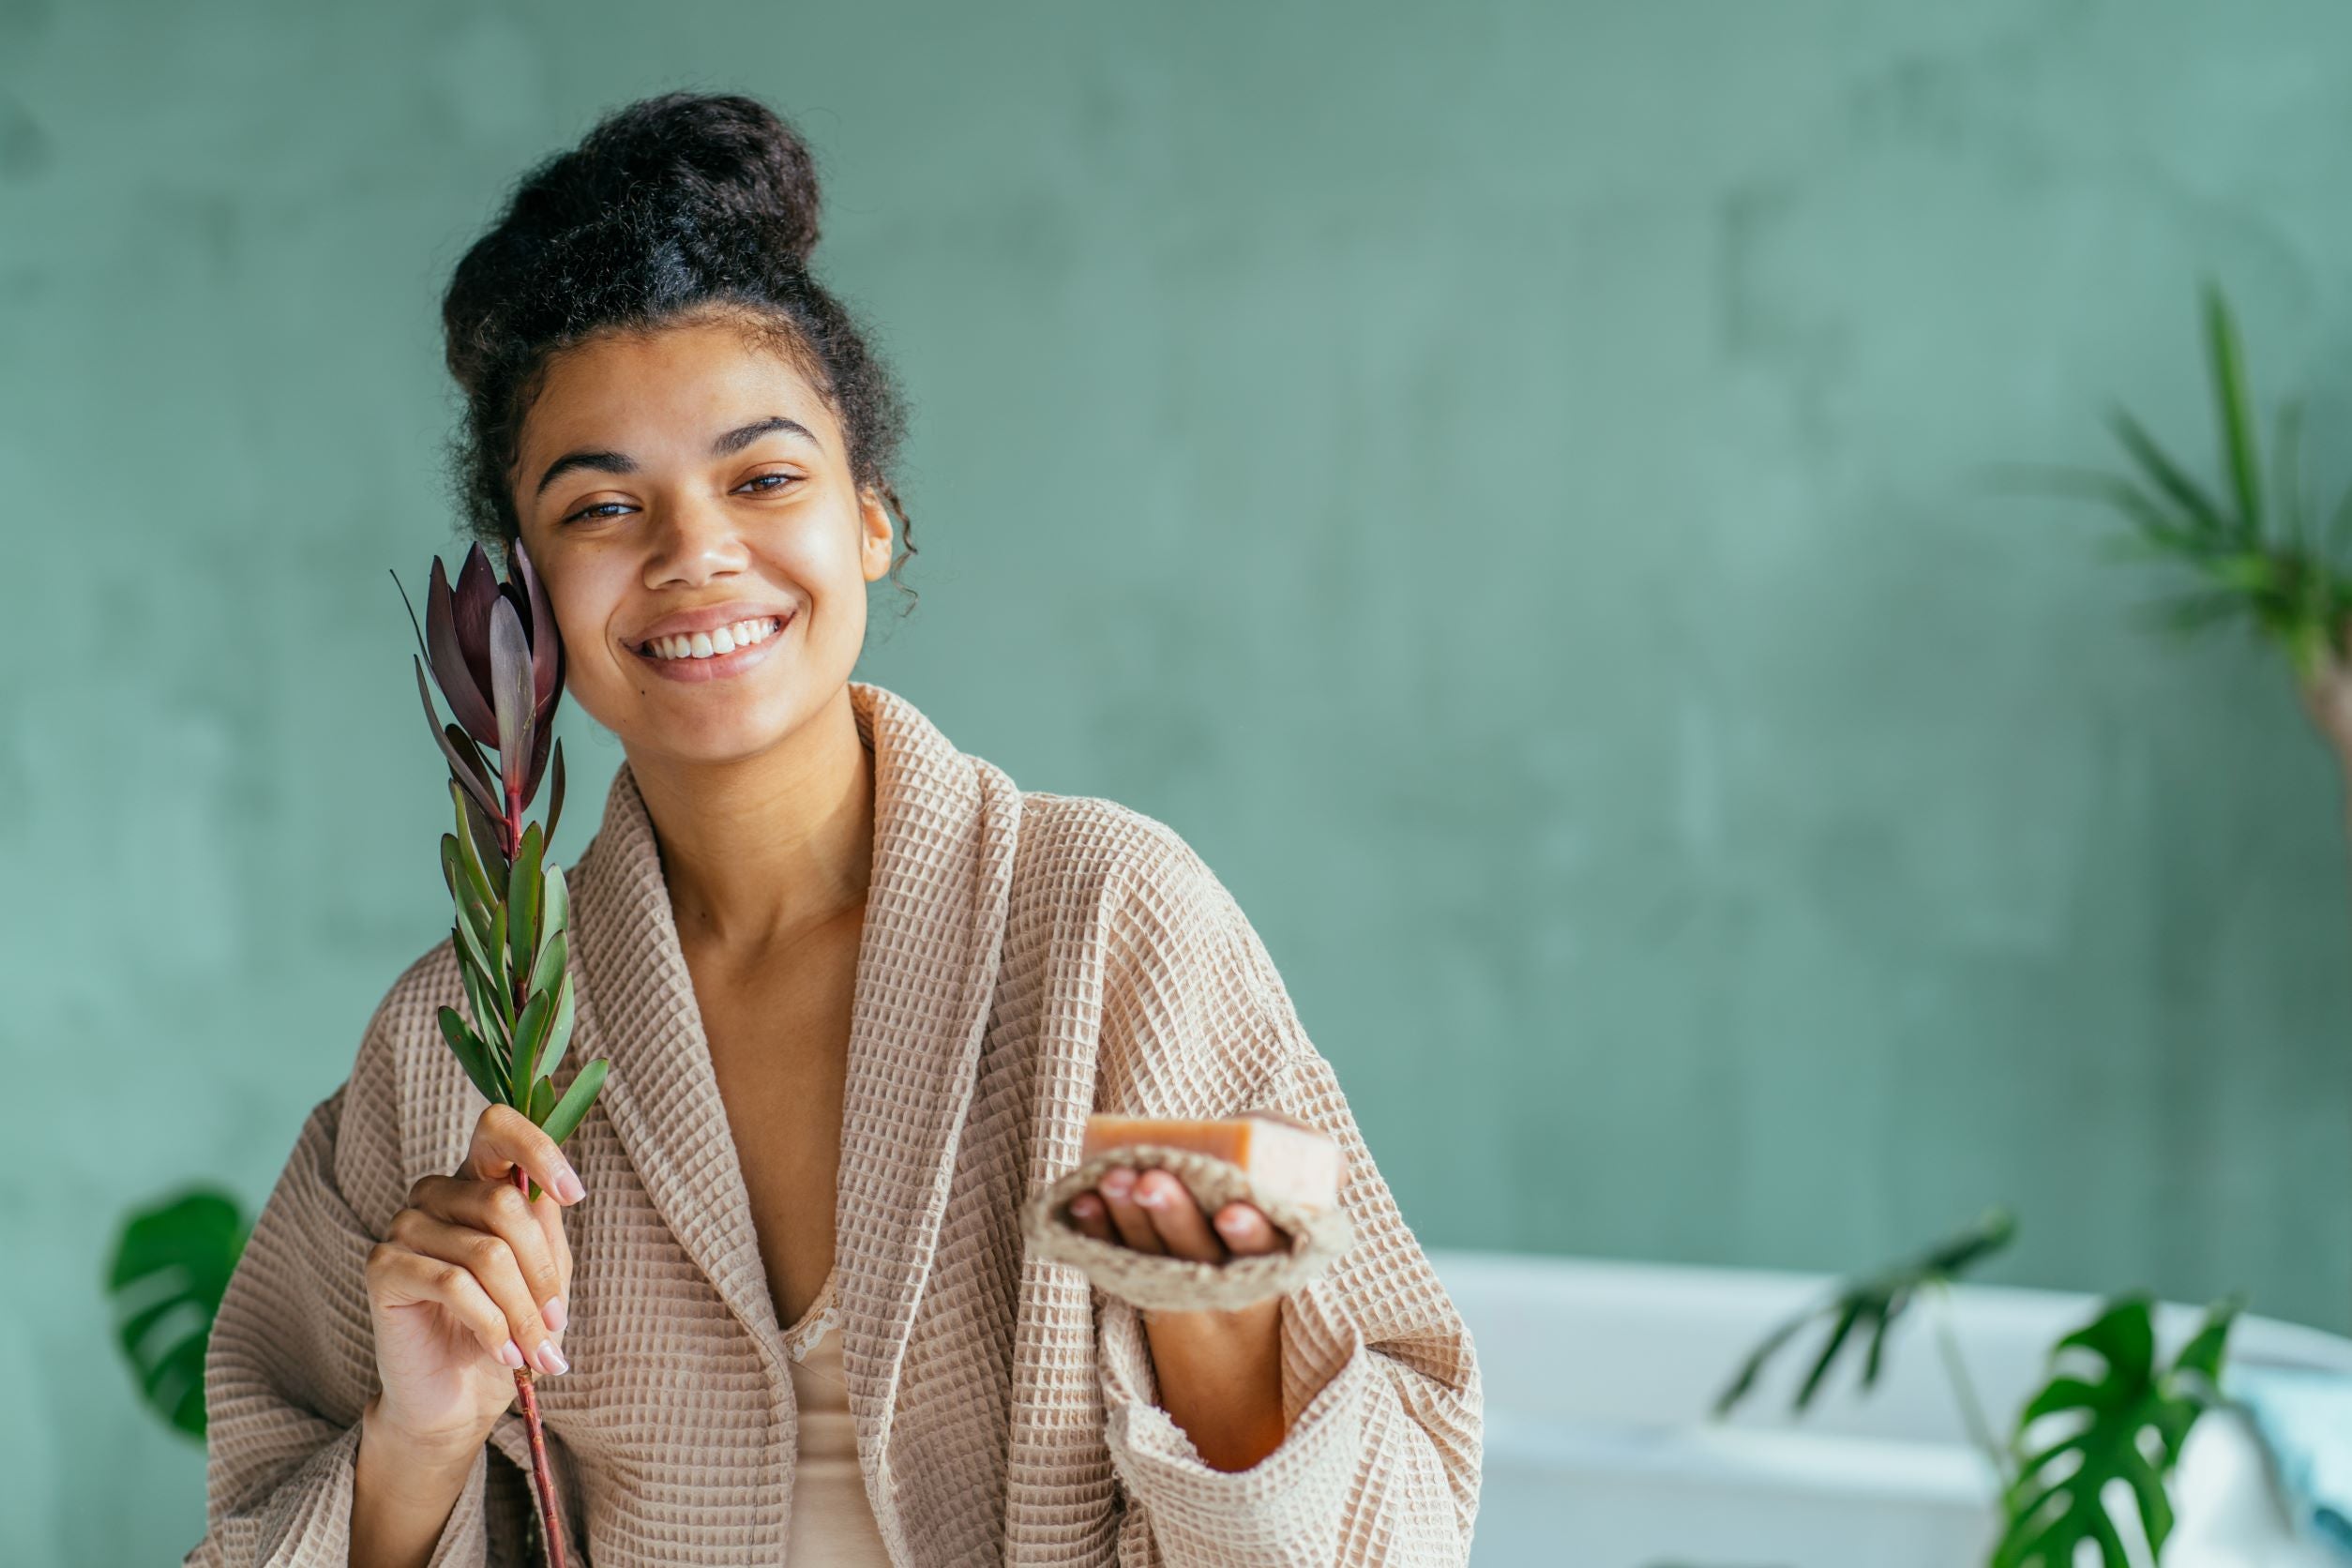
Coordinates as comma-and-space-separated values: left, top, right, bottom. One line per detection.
1094, 1166, 1168, 1256
534, 1181, 574, 1306
1066, 1192, 1119, 1244
462, 1103, 586, 1206
410, 1176, 569, 1336
388, 1207, 569, 1376
368, 1241, 527, 1369
496, 1168, 576, 1307
1130, 1169, 1229, 1263
1211, 1201, 1287, 1256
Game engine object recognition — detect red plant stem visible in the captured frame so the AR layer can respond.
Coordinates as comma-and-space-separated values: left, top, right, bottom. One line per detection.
508, 1164, 569, 1568
499, 789, 565, 1566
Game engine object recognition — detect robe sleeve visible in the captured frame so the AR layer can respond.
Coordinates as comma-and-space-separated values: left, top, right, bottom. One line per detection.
182, 986, 513, 1567
1087, 823, 1485, 1567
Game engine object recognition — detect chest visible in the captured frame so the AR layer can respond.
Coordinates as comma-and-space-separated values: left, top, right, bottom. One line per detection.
683, 905, 866, 1333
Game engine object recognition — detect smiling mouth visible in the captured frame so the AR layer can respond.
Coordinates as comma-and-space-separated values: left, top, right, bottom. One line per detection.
633, 613, 789, 662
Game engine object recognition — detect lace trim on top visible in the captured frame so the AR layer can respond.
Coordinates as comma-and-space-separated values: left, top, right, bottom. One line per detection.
779, 1261, 841, 1363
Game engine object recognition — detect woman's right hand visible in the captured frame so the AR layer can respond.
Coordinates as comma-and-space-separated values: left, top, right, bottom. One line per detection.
362, 1103, 587, 1458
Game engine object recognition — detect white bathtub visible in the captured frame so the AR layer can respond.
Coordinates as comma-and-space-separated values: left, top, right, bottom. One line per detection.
1426, 1247, 2352, 1568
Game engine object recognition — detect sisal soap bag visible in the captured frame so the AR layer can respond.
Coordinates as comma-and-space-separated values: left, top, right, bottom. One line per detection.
1023, 1109, 1356, 1312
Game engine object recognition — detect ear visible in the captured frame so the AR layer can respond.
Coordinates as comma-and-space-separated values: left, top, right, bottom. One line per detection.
859, 486, 897, 582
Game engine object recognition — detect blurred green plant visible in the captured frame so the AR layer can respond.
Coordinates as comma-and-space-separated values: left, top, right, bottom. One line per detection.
2001, 280, 2352, 760
1713, 1207, 2015, 1431
1992, 1293, 2240, 1568
103, 1185, 251, 1440
1716, 1212, 2243, 1568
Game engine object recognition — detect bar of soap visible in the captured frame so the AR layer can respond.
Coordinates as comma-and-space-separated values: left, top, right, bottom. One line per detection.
1082, 1110, 1344, 1211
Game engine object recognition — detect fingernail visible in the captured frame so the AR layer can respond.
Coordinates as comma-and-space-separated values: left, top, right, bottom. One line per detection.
1215, 1211, 1250, 1236
1137, 1183, 1166, 1207
542, 1294, 567, 1334
1100, 1169, 1133, 1198
556, 1168, 586, 1203
535, 1341, 570, 1376
498, 1338, 525, 1369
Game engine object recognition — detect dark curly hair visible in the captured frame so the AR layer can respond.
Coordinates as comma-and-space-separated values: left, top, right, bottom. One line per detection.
439, 90, 917, 613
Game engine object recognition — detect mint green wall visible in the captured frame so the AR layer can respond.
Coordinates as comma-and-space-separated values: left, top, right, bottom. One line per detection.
9, 2, 2352, 1561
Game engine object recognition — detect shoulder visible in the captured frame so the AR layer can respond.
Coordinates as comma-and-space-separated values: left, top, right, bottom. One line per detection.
1012, 788, 1248, 942
1014, 790, 1307, 1114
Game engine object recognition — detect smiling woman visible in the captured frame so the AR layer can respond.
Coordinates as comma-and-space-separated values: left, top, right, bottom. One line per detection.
185, 88, 1481, 1568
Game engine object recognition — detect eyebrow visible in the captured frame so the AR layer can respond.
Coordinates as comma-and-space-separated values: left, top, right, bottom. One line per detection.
533, 416, 821, 498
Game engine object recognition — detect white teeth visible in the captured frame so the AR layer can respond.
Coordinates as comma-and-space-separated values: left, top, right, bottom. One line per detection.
644, 615, 783, 661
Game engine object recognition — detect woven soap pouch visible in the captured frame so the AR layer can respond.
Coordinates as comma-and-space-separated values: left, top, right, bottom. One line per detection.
1022, 1143, 1356, 1313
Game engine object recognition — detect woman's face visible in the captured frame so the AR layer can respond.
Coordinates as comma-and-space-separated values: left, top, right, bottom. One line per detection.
509, 312, 896, 766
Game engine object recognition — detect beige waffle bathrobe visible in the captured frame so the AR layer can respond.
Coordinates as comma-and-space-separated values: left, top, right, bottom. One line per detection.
186, 680, 1484, 1566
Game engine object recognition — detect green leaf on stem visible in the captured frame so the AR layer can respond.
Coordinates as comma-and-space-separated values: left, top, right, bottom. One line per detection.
2205, 552, 2280, 594
540, 1058, 610, 1147
509, 984, 556, 1097
452, 907, 502, 1004
2107, 408, 2228, 536
2204, 280, 2264, 541
507, 820, 544, 986
458, 949, 512, 1071
465, 799, 509, 892
448, 780, 501, 911
438, 1005, 508, 1107
539, 863, 569, 965
1714, 1207, 2016, 1418
530, 928, 568, 1004
529, 1074, 557, 1125
488, 900, 510, 1001
535, 969, 576, 1087
1989, 1293, 2241, 1568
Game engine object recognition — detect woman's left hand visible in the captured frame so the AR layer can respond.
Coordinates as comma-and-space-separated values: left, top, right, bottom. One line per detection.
1067, 1168, 1288, 1261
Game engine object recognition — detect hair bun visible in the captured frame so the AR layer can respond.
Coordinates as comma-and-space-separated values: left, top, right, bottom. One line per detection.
520, 89, 823, 267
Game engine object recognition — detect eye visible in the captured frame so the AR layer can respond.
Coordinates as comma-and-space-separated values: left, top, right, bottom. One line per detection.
561, 500, 630, 524
738, 473, 801, 495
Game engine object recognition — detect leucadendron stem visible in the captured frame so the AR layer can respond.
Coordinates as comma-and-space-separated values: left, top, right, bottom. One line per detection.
503, 800, 568, 1568
507, 1163, 569, 1568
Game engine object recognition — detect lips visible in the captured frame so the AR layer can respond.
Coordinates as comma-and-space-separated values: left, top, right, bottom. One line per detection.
626, 599, 800, 651
629, 608, 795, 683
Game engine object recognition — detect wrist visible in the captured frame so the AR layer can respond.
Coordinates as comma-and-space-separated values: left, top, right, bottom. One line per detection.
359, 1395, 489, 1488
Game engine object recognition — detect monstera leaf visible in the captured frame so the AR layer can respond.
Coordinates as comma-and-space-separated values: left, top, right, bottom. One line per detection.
1714, 1207, 2016, 1417
104, 1185, 252, 1439
1991, 1293, 2239, 1568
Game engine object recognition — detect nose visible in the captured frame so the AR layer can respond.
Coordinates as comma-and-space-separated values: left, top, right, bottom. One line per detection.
642, 490, 751, 590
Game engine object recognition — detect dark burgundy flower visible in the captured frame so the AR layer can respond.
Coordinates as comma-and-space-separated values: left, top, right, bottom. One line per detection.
399, 540, 565, 824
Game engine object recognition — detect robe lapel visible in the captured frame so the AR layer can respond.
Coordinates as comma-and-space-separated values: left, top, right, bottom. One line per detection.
568, 679, 1020, 1560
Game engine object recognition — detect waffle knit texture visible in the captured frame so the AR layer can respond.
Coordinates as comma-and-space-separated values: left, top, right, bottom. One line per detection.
183, 679, 1484, 1566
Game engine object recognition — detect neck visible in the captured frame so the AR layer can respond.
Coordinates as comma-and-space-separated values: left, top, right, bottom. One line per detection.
626, 684, 876, 957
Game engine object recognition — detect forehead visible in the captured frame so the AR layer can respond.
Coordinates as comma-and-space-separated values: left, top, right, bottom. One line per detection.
520, 316, 840, 462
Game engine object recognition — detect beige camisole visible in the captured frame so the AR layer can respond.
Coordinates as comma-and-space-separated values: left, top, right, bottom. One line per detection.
777, 1261, 893, 1564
